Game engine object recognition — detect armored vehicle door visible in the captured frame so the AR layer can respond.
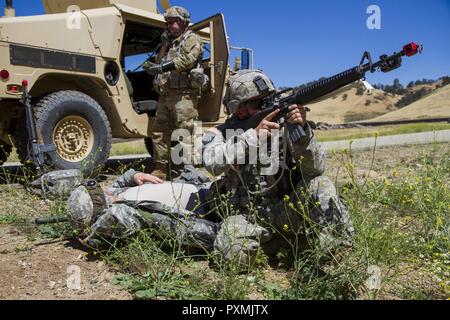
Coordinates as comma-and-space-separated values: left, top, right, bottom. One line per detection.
190, 14, 229, 123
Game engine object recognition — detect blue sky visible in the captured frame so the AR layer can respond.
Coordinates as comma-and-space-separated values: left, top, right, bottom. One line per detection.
1, 0, 449, 87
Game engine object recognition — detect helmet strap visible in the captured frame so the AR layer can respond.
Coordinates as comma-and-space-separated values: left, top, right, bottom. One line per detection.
253, 76, 270, 94
84, 180, 109, 221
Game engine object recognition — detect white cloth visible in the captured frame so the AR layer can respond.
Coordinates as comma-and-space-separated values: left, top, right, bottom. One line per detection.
120, 182, 199, 210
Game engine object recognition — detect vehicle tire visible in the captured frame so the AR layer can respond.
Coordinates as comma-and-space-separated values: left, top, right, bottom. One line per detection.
0, 142, 12, 165
144, 138, 154, 158
16, 91, 112, 176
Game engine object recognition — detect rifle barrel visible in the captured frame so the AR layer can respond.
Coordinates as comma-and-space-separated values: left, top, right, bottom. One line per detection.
232, 43, 422, 132
35, 216, 69, 225
293, 67, 363, 105
293, 43, 421, 106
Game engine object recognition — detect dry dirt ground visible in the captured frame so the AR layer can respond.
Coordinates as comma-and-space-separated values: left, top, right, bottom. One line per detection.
0, 177, 133, 300
0, 143, 446, 300
0, 225, 131, 300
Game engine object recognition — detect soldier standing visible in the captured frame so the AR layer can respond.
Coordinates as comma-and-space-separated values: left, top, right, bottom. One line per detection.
143, 6, 204, 179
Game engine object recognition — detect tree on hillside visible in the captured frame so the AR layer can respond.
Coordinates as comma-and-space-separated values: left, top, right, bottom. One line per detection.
414, 78, 436, 86
373, 83, 384, 90
395, 87, 432, 108
356, 86, 365, 96
391, 78, 407, 95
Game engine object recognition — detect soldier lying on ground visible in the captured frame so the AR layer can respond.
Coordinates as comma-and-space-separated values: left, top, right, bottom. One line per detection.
68, 166, 219, 252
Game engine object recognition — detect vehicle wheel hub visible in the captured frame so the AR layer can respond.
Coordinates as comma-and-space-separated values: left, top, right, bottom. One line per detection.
53, 116, 94, 163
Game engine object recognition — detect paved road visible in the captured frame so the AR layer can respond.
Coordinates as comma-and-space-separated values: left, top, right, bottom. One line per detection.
2, 131, 449, 177
109, 130, 450, 157
321, 130, 450, 151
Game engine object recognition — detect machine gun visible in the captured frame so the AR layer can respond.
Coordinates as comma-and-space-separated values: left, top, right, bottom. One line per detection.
20, 80, 56, 172
235, 42, 423, 143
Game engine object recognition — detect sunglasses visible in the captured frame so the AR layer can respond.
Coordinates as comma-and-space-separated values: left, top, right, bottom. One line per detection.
166, 18, 182, 25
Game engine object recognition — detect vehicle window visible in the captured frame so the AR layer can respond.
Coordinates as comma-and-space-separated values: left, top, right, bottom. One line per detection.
203, 43, 211, 61
124, 54, 152, 72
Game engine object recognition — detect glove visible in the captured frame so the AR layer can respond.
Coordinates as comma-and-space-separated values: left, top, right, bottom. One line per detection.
143, 61, 162, 76
143, 61, 176, 76
161, 30, 172, 47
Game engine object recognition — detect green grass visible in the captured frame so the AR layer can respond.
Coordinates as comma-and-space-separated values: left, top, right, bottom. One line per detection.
110, 140, 148, 157
316, 122, 450, 142
5, 149, 19, 163
101, 143, 450, 300
0, 142, 448, 300
104, 229, 268, 300
0, 212, 28, 225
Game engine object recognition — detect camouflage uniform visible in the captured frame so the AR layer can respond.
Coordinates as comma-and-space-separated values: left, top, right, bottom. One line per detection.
201, 70, 355, 265
66, 70, 353, 267
67, 169, 217, 250
30, 169, 83, 199
146, 7, 204, 179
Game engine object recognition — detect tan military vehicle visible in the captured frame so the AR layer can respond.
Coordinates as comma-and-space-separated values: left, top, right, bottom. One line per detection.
0, 0, 230, 173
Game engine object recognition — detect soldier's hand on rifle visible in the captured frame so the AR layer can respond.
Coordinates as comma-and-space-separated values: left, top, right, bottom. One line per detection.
255, 109, 280, 137
287, 104, 307, 127
133, 173, 164, 186
143, 60, 176, 76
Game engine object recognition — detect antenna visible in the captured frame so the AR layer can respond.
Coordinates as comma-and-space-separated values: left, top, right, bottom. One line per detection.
160, 0, 172, 12
3, 0, 15, 17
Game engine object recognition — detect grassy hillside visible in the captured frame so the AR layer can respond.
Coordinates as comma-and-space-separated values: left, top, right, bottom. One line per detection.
307, 81, 448, 124
308, 87, 401, 124
365, 84, 450, 122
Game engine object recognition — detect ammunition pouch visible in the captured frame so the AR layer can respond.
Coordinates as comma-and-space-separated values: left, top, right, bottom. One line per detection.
189, 67, 210, 93
154, 66, 209, 95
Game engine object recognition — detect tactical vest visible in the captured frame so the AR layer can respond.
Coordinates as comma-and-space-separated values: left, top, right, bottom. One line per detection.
215, 120, 302, 206
154, 30, 203, 95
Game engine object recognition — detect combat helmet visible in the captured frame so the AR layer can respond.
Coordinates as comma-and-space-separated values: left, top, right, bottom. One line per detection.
67, 181, 110, 234
223, 69, 276, 114
164, 6, 191, 24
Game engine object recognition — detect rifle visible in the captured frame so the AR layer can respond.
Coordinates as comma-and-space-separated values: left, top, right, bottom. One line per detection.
20, 80, 56, 172
233, 42, 423, 143
35, 216, 68, 225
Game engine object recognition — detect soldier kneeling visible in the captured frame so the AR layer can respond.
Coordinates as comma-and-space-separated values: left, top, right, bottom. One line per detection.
201, 70, 355, 266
